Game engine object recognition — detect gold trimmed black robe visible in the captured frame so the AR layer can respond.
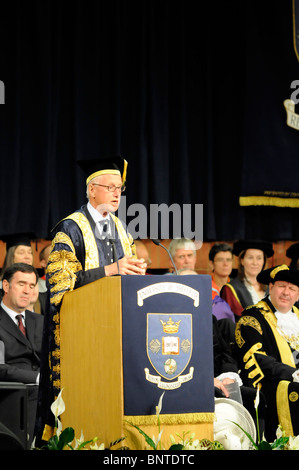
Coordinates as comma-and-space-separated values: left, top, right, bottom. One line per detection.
235, 296, 299, 440
35, 205, 136, 443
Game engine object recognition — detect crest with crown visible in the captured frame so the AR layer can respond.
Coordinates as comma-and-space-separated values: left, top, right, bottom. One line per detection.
160, 317, 181, 334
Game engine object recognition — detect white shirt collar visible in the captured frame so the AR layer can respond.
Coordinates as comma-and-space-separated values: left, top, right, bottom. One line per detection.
87, 202, 110, 224
1, 301, 25, 325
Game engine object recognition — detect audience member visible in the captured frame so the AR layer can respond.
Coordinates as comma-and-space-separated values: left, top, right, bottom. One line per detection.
235, 264, 299, 440
0, 263, 44, 447
208, 243, 235, 326
0, 233, 47, 314
221, 240, 274, 319
209, 243, 233, 298
287, 242, 299, 308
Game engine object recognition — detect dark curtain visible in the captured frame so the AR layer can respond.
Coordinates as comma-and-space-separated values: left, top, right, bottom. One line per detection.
0, 0, 298, 241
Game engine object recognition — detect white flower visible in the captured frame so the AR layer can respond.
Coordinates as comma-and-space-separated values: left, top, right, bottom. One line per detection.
50, 388, 65, 418
287, 435, 299, 450
50, 389, 65, 436
73, 430, 85, 449
254, 384, 260, 409
184, 439, 200, 450
276, 425, 285, 439
89, 442, 105, 450
156, 392, 165, 415
152, 429, 164, 447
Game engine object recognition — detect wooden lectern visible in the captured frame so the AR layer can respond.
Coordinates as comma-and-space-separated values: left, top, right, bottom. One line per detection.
60, 275, 214, 450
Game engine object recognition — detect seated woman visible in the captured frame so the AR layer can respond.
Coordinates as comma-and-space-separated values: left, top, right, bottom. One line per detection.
220, 240, 274, 320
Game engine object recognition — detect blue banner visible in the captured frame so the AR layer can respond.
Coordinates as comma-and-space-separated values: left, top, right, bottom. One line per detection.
121, 275, 214, 417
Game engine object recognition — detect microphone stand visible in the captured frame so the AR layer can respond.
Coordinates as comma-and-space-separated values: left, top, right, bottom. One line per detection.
151, 239, 178, 275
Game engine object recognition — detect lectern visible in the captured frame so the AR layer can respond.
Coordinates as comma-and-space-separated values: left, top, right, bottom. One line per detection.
60, 275, 214, 449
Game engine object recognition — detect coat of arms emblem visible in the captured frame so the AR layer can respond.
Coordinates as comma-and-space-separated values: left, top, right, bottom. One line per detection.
145, 313, 194, 390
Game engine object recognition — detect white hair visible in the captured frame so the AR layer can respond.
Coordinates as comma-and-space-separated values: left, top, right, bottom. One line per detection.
86, 174, 104, 200
169, 238, 196, 258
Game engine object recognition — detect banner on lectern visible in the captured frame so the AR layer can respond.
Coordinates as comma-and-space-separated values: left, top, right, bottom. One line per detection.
121, 275, 214, 420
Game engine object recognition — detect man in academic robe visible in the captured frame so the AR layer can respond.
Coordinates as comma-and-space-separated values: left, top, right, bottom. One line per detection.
0, 263, 44, 447
35, 156, 146, 444
235, 264, 299, 441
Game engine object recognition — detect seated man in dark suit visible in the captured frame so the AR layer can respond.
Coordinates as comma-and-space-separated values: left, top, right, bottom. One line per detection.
0, 263, 44, 447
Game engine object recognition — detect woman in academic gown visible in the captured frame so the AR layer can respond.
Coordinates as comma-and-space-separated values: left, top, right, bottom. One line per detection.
221, 240, 274, 320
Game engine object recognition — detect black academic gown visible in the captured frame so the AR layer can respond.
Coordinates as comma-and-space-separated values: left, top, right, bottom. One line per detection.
35, 205, 135, 445
235, 296, 299, 440
213, 315, 266, 435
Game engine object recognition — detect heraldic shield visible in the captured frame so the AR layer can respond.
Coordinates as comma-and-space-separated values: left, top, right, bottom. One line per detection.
146, 313, 193, 389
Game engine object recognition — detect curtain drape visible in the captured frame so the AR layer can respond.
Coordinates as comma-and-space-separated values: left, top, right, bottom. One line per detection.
0, 0, 298, 241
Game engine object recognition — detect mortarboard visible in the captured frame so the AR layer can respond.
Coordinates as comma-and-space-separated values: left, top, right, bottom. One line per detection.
257, 264, 299, 287
286, 243, 299, 261
0, 232, 36, 251
77, 156, 128, 186
232, 240, 274, 258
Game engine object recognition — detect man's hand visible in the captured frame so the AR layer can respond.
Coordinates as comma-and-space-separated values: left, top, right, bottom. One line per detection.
104, 256, 147, 276
214, 377, 235, 398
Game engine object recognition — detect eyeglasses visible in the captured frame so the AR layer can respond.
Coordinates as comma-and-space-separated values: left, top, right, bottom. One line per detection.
92, 183, 126, 193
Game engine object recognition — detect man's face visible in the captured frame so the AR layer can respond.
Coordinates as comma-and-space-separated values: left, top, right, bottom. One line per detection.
269, 280, 299, 313
173, 249, 196, 271
2, 271, 37, 313
212, 251, 233, 278
89, 174, 123, 215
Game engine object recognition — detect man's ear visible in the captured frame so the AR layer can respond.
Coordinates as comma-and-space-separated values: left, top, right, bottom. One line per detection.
268, 282, 274, 293
2, 279, 9, 294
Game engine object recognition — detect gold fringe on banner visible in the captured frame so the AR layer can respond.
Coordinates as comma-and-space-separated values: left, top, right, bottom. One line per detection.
239, 196, 299, 208
124, 412, 215, 427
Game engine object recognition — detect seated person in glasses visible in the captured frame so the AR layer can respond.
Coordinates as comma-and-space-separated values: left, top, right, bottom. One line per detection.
36, 156, 146, 444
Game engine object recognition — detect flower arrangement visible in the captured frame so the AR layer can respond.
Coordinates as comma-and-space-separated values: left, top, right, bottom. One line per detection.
36, 389, 127, 450
35, 388, 299, 450
125, 391, 224, 450
230, 385, 294, 450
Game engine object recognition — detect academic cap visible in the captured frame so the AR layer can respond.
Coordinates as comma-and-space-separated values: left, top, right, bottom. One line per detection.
77, 156, 128, 186
0, 232, 36, 250
257, 264, 299, 287
232, 240, 274, 258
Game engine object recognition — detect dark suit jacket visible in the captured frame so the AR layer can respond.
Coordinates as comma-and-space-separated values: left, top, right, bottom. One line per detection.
0, 306, 44, 383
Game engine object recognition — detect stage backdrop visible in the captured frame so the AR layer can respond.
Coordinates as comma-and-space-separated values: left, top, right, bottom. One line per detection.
0, 0, 298, 241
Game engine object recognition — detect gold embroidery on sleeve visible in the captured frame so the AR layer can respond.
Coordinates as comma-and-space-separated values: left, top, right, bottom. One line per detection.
235, 315, 263, 348
243, 343, 265, 387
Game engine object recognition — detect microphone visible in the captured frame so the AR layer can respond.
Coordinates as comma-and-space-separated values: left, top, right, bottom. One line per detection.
110, 239, 120, 275
152, 239, 178, 275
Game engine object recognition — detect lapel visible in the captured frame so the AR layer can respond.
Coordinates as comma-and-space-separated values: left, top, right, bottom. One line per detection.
24, 311, 36, 346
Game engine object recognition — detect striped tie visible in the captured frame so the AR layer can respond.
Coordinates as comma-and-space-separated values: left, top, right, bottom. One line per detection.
16, 314, 26, 336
